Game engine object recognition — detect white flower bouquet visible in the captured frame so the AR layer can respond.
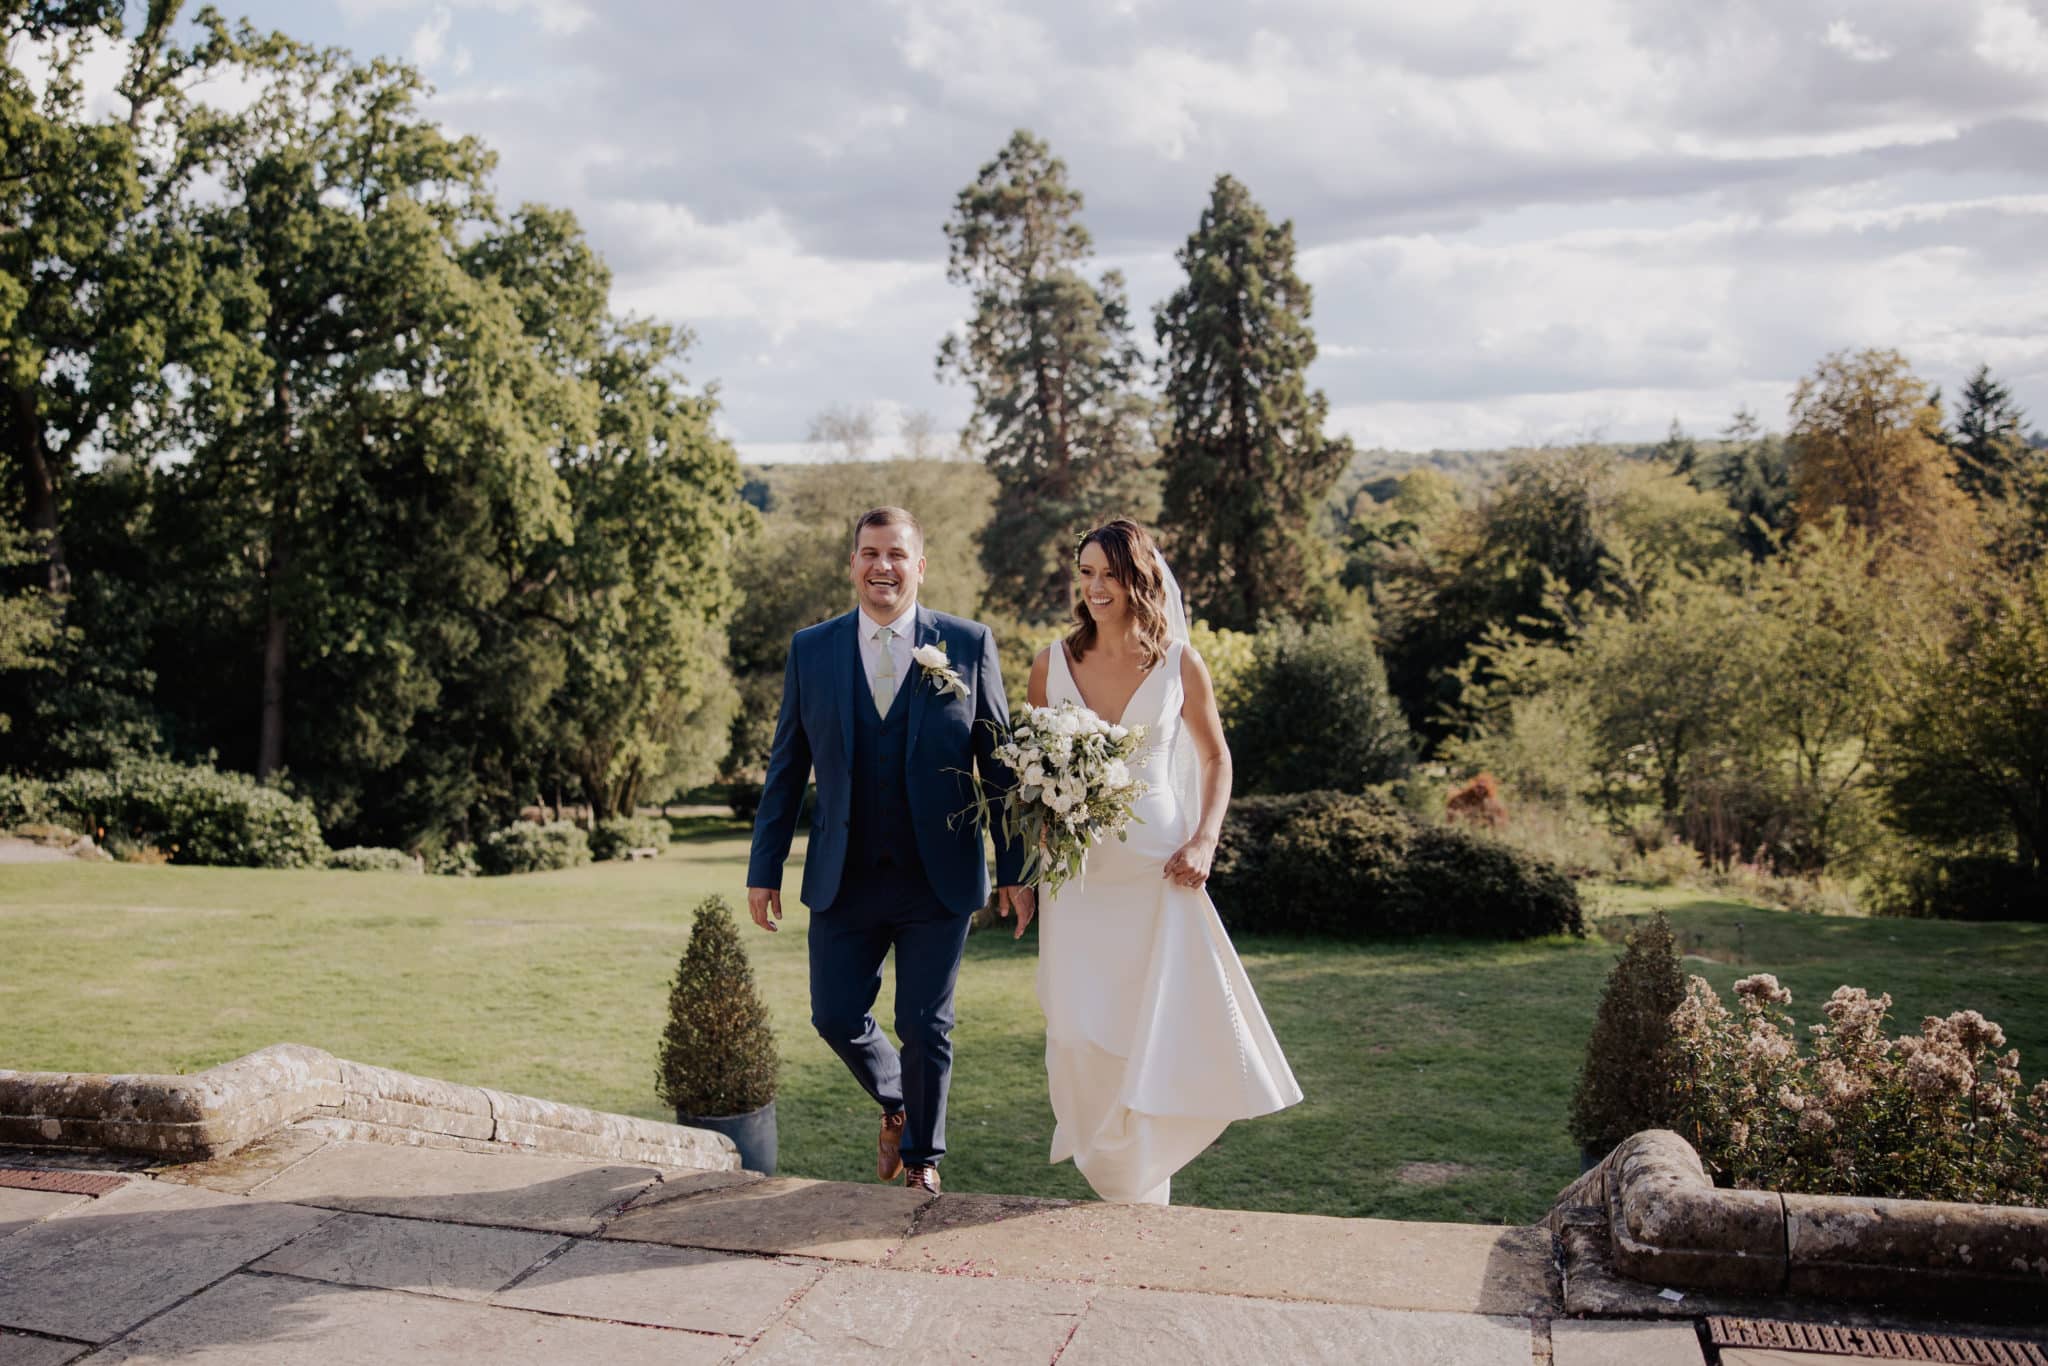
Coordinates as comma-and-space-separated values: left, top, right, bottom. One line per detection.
970, 701, 1151, 898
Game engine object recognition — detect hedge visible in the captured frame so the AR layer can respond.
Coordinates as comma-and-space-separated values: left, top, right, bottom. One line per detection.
4, 762, 326, 869
590, 815, 672, 862
1209, 790, 1584, 940
327, 846, 420, 874
477, 820, 591, 875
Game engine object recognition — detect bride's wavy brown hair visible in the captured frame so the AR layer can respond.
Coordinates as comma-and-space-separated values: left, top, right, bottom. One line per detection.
1065, 518, 1170, 669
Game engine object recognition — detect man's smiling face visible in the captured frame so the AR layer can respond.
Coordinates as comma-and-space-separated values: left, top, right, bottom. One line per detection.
851, 520, 925, 618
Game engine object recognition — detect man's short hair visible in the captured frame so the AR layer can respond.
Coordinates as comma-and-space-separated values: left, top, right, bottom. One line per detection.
853, 506, 923, 554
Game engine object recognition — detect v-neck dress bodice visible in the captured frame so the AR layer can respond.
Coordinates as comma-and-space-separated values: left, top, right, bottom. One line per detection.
1033, 638, 1302, 1205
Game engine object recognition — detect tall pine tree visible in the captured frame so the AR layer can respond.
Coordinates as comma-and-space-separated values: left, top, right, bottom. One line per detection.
1154, 174, 1350, 630
1948, 363, 2034, 503
1711, 406, 1794, 561
938, 131, 1156, 623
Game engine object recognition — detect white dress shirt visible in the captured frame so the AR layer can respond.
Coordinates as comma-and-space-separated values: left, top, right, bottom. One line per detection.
857, 600, 918, 701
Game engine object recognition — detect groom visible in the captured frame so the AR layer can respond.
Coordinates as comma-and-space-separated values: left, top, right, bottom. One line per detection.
745, 506, 1033, 1193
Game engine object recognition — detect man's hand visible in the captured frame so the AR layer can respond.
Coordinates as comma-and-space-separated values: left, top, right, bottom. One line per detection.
746, 886, 783, 932
995, 884, 1036, 939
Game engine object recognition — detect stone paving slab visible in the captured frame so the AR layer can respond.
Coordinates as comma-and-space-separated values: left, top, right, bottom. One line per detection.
0, 1188, 86, 1242
605, 1176, 931, 1262
253, 1140, 659, 1234
1551, 1319, 1706, 1365
0, 1332, 87, 1366
155, 1127, 330, 1196
88, 1272, 737, 1365
1059, 1286, 1532, 1366
0, 1179, 333, 1343
737, 1265, 1092, 1365
252, 1212, 567, 1302
888, 1193, 1558, 1315
615, 1168, 765, 1213
493, 1237, 821, 1336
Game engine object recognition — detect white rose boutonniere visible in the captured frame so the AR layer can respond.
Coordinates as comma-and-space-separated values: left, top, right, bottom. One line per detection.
912, 641, 969, 700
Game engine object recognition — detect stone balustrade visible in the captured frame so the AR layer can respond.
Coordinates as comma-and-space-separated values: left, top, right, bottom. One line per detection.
1555, 1129, 2048, 1307
0, 1044, 739, 1172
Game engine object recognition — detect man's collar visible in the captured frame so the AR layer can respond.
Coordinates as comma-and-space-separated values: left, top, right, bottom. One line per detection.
858, 600, 919, 638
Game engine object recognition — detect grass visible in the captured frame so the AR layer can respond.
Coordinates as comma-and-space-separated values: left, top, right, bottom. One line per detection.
3, 838, 2044, 1224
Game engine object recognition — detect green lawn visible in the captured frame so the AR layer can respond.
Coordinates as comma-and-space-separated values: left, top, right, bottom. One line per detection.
3, 834, 2043, 1224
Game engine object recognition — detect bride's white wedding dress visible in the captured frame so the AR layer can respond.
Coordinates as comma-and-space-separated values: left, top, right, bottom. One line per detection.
1035, 638, 1303, 1204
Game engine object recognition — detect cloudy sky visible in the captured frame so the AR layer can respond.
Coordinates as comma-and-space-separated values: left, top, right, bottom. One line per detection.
198, 0, 2048, 460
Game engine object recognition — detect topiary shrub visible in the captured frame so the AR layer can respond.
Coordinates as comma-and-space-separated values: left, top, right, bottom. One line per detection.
1210, 790, 1583, 940
1569, 912, 1685, 1157
656, 896, 778, 1117
590, 815, 672, 862
43, 761, 325, 868
476, 820, 591, 875
326, 846, 420, 874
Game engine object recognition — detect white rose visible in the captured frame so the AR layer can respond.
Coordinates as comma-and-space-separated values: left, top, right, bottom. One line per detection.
1108, 723, 1129, 741
912, 643, 948, 669
1022, 764, 1044, 786
1102, 759, 1129, 789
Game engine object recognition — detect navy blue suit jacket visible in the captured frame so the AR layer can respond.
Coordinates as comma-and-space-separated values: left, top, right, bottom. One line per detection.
745, 605, 1025, 915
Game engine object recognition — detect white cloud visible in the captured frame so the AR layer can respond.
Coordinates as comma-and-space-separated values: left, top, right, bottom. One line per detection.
410, 7, 452, 65
1975, 0, 2048, 75
187, 0, 2048, 446
593, 201, 943, 342
339, 0, 589, 36
1824, 18, 1893, 63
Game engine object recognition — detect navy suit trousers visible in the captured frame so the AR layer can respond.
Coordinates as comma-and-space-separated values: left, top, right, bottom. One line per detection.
807, 863, 972, 1168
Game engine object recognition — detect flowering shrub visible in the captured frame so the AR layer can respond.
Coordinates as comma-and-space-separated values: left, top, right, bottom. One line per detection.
1671, 973, 2048, 1205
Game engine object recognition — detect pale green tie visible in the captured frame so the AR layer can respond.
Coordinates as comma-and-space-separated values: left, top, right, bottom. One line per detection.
872, 625, 896, 716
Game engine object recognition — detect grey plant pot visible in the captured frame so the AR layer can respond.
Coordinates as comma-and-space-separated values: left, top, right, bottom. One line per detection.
677, 1100, 777, 1175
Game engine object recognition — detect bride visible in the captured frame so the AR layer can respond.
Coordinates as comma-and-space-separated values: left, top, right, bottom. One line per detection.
1022, 517, 1302, 1205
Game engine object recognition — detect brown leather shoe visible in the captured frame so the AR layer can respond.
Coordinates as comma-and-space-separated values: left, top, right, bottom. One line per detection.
903, 1163, 941, 1194
877, 1111, 907, 1182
